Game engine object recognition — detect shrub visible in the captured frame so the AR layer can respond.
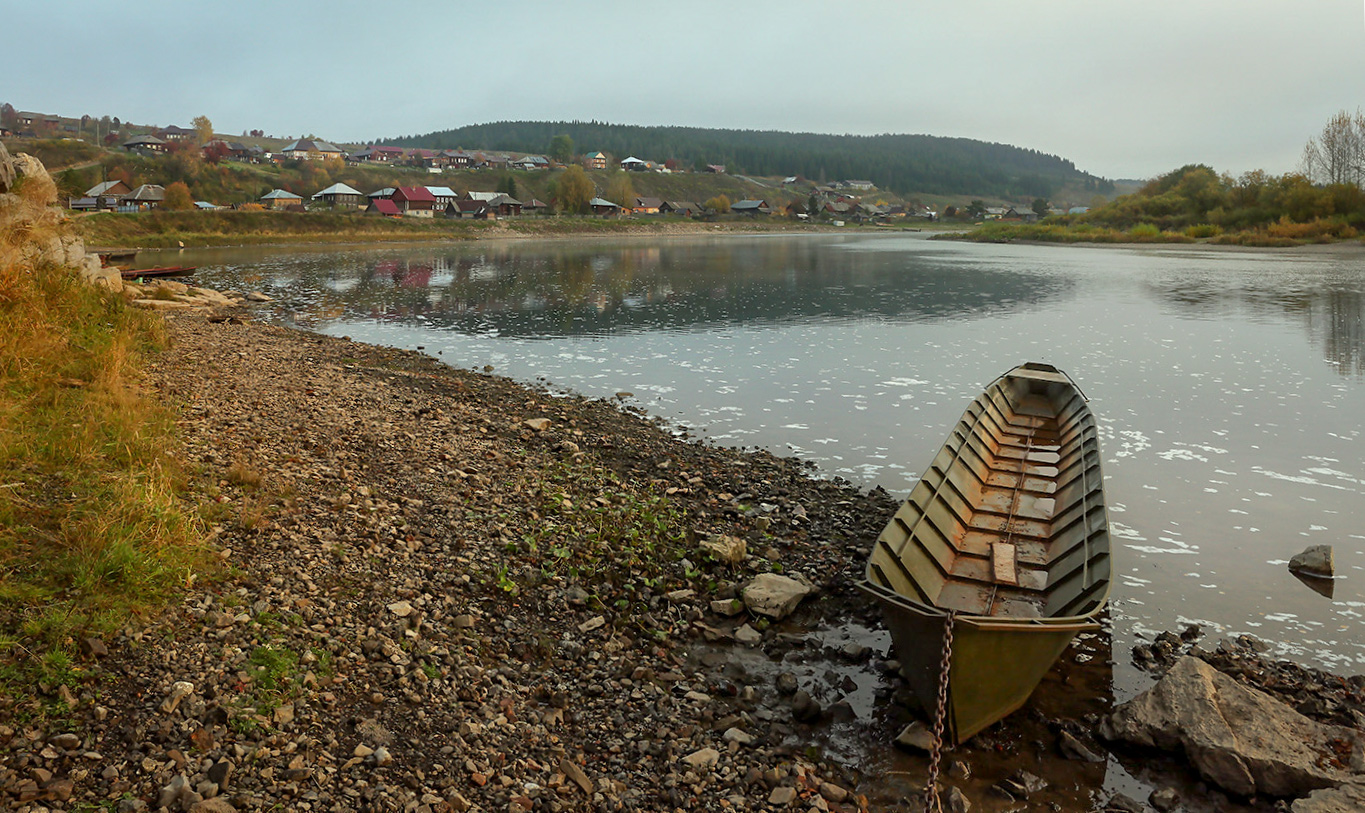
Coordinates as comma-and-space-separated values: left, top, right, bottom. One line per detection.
1184, 223, 1222, 238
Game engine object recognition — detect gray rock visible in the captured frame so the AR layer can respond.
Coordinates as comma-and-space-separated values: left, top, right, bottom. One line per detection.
775, 673, 799, 696
741, 573, 815, 620
559, 758, 593, 794
791, 690, 822, 723
681, 747, 720, 769
187, 799, 237, 813
1292, 780, 1365, 812
1149, 787, 1179, 812
734, 624, 762, 646
1104, 794, 1144, 813
0, 142, 13, 193
767, 786, 798, 805
1099, 656, 1364, 797
1289, 544, 1334, 578
206, 760, 233, 790
945, 785, 970, 813
894, 720, 934, 752
245, 291, 273, 302
1058, 729, 1104, 762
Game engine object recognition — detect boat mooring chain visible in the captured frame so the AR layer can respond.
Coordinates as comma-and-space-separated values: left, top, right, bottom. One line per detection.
924, 610, 956, 813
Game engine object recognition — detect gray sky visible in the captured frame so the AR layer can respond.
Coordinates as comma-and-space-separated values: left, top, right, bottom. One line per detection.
9, 1, 1365, 180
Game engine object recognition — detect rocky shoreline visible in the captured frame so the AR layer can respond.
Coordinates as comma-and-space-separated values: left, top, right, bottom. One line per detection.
2, 285, 1363, 813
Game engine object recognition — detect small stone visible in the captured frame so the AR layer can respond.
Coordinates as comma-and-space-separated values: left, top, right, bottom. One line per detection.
272, 704, 294, 726
734, 624, 762, 646
722, 727, 753, 746
43, 778, 74, 801
523, 418, 551, 431
387, 600, 414, 617
775, 673, 799, 696
206, 760, 233, 790
1058, 729, 1104, 762
681, 748, 721, 770
160, 681, 194, 714
189, 727, 214, 751
768, 786, 798, 806
944, 786, 971, 813
187, 798, 238, 813
791, 690, 822, 723
819, 782, 849, 803
1148, 787, 1179, 812
453, 614, 475, 628
559, 758, 593, 794
1104, 793, 1144, 813
244, 291, 272, 302
578, 616, 605, 633
895, 721, 934, 751
49, 733, 81, 750
699, 534, 747, 565
80, 637, 109, 659
741, 573, 815, 620
372, 746, 393, 767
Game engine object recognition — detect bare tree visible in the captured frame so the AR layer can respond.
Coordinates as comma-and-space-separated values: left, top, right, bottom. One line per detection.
1301, 109, 1365, 187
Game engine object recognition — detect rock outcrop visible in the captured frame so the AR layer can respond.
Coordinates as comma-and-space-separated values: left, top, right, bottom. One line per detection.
1100, 656, 1365, 798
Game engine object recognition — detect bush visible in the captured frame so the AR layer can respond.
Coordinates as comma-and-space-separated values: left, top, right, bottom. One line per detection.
1184, 223, 1222, 238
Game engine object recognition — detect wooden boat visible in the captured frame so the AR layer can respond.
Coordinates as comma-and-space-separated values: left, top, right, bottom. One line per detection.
119, 266, 197, 279
860, 362, 1111, 744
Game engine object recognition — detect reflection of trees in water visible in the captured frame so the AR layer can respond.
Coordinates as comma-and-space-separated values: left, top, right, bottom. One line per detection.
282, 240, 1072, 337
1151, 278, 1365, 378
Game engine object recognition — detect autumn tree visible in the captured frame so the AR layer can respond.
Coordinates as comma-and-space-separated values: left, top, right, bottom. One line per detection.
553, 165, 593, 214
0, 102, 16, 129
1301, 108, 1365, 187
191, 115, 214, 147
548, 133, 574, 164
1031, 198, 1049, 216
704, 194, 731, 213
603, 171, 635, 207
162, 181, 194, 211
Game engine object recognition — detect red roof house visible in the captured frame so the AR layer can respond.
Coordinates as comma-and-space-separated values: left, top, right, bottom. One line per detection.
392, 186, 437, 217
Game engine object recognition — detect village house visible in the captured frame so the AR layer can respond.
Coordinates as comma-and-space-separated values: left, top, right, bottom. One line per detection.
368, 187, 396, 201
425, 186, 460, 210
730, 199, 770, 216
464, 191, 503, 202
392, 186, 437, 217
584, 151, 608, 170
445, 199, 490, 219
521, 198, 549, 214
511, 155, 550, 171
620, 156, 648, 172
589, 197, 620, 216
482, 154, 510, 170
631, 196, 663, 215
441, 150, 475, 169
842, 179, 875, 190
367, 198, 402, 217
659, 201, 701, 217
350, 145, 406, 164
156, 125, 195, 142
260, 189, 303, 210
122, 134, 168, 154
490, 194, 522, 217
311, 182, 365, 208
704, 164, 726, 174
281, 138, 345, 161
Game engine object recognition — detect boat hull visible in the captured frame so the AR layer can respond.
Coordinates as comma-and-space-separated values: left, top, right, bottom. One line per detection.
862, 363, 1111, 744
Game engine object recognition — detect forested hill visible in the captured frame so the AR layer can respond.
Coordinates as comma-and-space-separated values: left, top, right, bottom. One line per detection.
385, 121, 1112, 199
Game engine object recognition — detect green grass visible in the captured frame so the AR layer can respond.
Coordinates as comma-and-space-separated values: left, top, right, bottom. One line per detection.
0, 161, 209, 717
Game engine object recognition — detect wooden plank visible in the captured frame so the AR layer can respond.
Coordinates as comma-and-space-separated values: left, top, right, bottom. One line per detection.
992, 541, 1019, 585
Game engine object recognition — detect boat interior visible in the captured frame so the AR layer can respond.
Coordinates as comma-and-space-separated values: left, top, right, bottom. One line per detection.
866, 364, 1110, 621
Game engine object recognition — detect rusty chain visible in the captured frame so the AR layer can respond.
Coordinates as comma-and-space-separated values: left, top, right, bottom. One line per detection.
924, 610, 956, 813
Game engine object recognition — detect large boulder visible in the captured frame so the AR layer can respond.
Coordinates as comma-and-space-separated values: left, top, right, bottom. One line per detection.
1289, 545, 1334, 578
1291, 781, 1365, 812
1099, 657, 1364, 797
0, 141, 14, 193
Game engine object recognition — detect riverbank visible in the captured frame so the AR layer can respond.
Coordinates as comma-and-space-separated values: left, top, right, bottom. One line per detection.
74, 210, 887, 252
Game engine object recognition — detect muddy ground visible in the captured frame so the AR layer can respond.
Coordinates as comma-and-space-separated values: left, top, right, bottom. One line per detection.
1, 305, 1361, 813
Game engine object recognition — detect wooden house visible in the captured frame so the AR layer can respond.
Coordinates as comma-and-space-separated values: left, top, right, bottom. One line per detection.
350, 145, 406, 163
425, 186, 460, 210
122, 134, 169, 154
260, 188, 303, 210
589, 197, 620, 217
445, 200, 491, 219
584, 151, 608, 170
311, 182, 365, 208
730, 199, 770, 216
392, 186, 437, 217
659, 201, 701, 217
367, 199, 402, 217
281, 138, 344, 161
631, 196, 663, 215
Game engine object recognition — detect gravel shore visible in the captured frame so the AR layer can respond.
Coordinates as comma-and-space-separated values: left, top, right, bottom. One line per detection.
1, 308, 901, 812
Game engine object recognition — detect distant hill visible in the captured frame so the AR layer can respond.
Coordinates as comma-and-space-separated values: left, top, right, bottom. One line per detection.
385, 121, 1114, 200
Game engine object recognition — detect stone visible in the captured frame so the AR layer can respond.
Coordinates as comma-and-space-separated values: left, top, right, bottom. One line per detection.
559, 758, 593, 794
734, 624, 762, 646
160, 681, 194, 714
372, 746, 393, 767
681, 748, 721, 769
578, 615, 605, 633
1291, 780, 1365, 812
49, 733, 81, 750
1000, 769, 1047, 799
0, 142, 13, 193
1103, 794, 1144, 813
722, 727, 753, 746
1099, 656, 1365, 797
819, 782, 849, 803
894, 721, 934, 752
206, 760, 233, 790
944, 785, 970, 813
387, 600, 414, 617
245, 291, 273, 302
767, 786, 798, 806
741, 573, 815, 620
1289, 544, 1334, 578
699, 534, 747, 565
523, 417, 551, 431
187, 799, 238, 813
710, 599, 745, 617
1148, 787, 1179, 812
791, 690, 822, 723
775, 673, 799, 695
1058, 729, 1104, 762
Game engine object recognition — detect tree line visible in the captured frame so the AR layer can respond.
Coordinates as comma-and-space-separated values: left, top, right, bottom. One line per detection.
384, 121, 1112, 200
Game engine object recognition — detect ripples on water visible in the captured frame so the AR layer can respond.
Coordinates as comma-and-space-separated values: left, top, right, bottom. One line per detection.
162, 235, 1365, 679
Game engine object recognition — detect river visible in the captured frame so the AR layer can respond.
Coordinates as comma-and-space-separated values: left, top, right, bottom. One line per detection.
141, 233, 1365, 687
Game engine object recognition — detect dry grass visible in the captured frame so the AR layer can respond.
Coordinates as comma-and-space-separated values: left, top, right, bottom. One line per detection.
0, 159, 206, 687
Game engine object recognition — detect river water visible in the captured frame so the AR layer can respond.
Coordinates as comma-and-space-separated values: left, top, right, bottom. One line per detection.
145, 234, 1365, 683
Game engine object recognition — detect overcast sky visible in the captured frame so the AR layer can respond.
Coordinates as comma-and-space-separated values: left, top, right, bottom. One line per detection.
9, 1, 1365, 180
